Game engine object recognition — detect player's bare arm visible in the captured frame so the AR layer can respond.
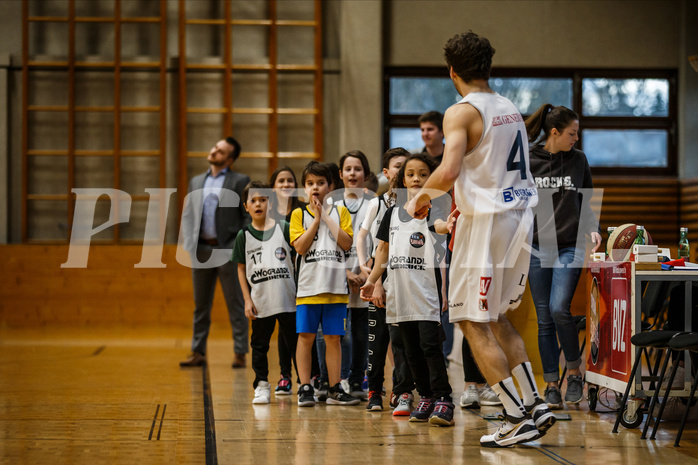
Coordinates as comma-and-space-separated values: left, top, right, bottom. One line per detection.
407, 103, 476, 218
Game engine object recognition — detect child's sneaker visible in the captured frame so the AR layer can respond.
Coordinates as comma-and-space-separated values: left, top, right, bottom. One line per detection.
350, 382, 368, 400
409, 397, 435, 422
275, 377, 292, 396
314, 380, 329, 402
524, 397, 557, 437
460, 385, 480, 409
297, 383, 316, 407
478, 384, 502, 406
326, 383, 361, 405
393, 393, 413, 416
389, 392, 399, 409
340, 379, 351, 395
480, 410, 539, 448
429, 399, 455, 426
366, 391, 383, 411
311, 374, 321, 390
253, 381, 271, 404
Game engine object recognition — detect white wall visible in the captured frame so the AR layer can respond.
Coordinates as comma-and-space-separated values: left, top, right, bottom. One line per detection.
339, 0, 383, 164
387, 0, 681, 68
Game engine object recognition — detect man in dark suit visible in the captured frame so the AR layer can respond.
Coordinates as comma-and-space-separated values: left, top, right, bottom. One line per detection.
180, 137, 251, 368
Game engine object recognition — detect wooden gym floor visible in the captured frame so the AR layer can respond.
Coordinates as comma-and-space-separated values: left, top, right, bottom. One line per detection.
1, 324, 697, 465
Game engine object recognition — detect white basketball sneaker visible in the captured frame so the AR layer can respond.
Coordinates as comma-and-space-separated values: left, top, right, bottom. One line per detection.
478, 384, 502, 406
480, 411, 539, 448
525, 397, 557, 437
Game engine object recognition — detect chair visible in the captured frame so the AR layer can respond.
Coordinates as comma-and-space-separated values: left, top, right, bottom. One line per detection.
649, 332, 698, 446
612, 330, 685, 433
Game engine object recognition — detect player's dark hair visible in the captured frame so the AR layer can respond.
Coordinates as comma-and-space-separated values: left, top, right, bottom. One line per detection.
323, 162, 343, 190
339, 150, 371, 179
242, 180, 270, 205
301, 161, 333, 187
225, 136, 242, 161
418, 111, 444, 132
395, 152, 437, 190
524, 104, 579, 144
443, 31, 495, 83
381, 147, 409, 170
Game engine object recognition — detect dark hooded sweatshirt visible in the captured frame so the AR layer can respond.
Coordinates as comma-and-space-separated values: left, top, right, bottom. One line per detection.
529, 145, 600, 249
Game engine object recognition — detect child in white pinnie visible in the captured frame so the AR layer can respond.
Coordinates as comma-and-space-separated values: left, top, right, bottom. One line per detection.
361, 153, 457, 426
232, 181, 298, 404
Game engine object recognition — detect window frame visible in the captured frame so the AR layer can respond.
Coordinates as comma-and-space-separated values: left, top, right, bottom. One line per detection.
384, 67, 678, 177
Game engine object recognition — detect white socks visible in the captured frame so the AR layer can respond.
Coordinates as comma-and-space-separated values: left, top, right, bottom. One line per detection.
511, 361, 540, 407
491, 377, 526, 418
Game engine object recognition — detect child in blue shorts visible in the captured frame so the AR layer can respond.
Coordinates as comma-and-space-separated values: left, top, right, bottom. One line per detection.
290, 161, 360, 407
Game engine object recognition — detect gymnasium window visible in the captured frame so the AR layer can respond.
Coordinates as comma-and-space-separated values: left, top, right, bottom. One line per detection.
384, 68, 677, 176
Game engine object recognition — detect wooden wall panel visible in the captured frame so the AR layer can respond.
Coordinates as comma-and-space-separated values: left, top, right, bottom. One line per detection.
594, 177, 680, 254
680, 178, 698, 260
0, 245, 233, 327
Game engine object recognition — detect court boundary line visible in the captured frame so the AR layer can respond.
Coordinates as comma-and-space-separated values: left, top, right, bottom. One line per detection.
203, 365, 218, 465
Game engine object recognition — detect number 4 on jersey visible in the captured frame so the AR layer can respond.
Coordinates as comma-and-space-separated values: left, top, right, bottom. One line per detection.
507, 130, 527, 180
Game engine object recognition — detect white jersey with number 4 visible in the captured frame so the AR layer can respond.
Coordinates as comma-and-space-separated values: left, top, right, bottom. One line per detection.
453, 92, 538, 215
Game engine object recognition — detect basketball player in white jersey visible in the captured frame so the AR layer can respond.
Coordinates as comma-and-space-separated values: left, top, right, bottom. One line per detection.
407, 31, 556, 447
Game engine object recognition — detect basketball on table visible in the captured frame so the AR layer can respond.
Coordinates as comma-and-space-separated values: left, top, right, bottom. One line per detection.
606, 223, 653, 261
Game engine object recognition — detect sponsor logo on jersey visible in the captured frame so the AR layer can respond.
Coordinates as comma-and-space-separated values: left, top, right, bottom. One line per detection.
479, 298, 488, 312
389, 255, 426, 271
305, 248, 344, 263
250, 267, 291, 284
409, 232, 425, 248
535, 176, 573, 189
502, 186, 536, 203
275, 247, 287, 261
479, 276, 492, 296
492, 113, 523, 127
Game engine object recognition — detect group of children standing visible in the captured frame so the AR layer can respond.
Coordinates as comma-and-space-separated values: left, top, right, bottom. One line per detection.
231, 148, 485, 426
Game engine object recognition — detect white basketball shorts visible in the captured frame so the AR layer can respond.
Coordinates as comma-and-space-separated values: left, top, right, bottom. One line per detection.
448, 208, 533, 323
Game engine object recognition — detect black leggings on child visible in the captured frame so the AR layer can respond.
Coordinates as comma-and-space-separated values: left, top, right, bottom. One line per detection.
399, 320, 452, 401
250, 312, 298, 388
367, 303, 414, 395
